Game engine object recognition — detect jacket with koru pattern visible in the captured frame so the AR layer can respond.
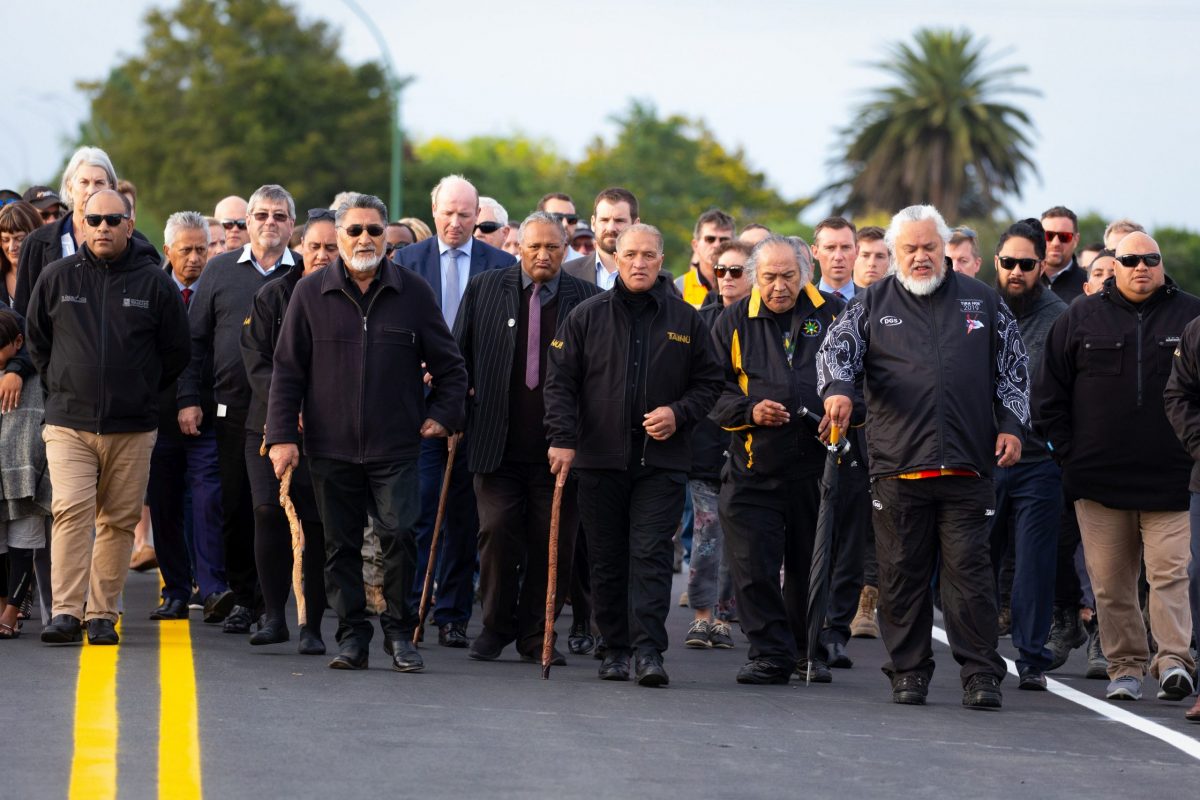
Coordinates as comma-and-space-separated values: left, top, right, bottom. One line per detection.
709, 284, 844, 485
816, 270, 1030, 480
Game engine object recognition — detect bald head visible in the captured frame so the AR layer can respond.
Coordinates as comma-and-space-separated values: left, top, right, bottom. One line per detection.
82, 189, 133, 259
214, 195, 250, 249
1112, 231, 1164, 302
1114, 231, 1159, 258
431, 176, 480, 248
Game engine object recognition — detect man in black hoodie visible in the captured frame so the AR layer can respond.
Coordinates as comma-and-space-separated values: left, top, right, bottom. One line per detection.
26, 189, 190, 646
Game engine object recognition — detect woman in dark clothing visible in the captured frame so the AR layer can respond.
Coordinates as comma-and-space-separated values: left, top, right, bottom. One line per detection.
0, 201, 41, 308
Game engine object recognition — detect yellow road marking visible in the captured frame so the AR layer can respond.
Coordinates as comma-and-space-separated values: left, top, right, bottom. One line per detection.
158, 616, 203, 799
68, 621, 120, 800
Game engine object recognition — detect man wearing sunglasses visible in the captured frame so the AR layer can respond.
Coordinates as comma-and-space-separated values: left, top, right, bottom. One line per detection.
214, 196, 251, 251
1040, 232, 1200, 703
676, 209, 735, 309
22, 186, 67, 228
474, 197, 509, 250
537, 192, 583, 261
1040, 206, 1086, 304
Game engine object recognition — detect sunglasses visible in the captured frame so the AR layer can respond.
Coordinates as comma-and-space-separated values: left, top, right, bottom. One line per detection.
220, 218, 248, 230
40, 209, 62, 222
84, 213, 130, 228
1044, 231, 1076, 244
474, 221, 504, 234
997, 256, 1039, 272
549, 212, 579, 225
340, 223, 385, 237
1115, 253, 1162, 268
251, 211, 291, 223
714, 265, 745, 278
306, 208, 335, 223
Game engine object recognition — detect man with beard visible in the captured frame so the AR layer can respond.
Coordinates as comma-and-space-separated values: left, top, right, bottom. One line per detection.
989, 219, 1068, 690
1041, 206, 1086, 303
267, 193, 467, 672
563, 187, 640, 290
818, 204, 1028, 709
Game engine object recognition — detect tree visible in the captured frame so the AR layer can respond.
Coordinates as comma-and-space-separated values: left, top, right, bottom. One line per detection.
826, 28, 1039, 220
78, 0, 392, 241
573, 101, 810, 272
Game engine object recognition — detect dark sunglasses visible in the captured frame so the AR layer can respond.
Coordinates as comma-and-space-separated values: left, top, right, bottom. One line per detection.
220, 218, 248, 230
474, 221, 504, 234
251, 211, 291, 223
84, 213, 130, 228
340, 223, 385, 237
1045, 230, 1076, 244
306, 208, 335, 223
40, 209, 62, 221
703, 234, 732, 245
549, 212, 579, 225
714, 265, 745, 278
1115, 253, 1162, 268
997, 256, 1039, 272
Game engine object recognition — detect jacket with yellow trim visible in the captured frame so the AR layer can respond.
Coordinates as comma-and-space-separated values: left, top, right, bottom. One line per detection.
709, 284, 843, 485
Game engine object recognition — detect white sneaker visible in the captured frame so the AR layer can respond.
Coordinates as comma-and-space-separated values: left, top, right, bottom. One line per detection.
1106, 675, 1142, 701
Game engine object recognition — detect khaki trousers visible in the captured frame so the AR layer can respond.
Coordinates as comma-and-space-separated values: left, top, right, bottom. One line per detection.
43, 425, 157, 622
1074, 498, 1194, 680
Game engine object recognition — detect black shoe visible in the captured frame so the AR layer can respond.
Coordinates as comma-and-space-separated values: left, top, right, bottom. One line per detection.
222, 604, 253, 634
86, 618, 120, 646
150, 598, 189, 620
592, 634, 608, 660
825, 641, 853, 669
249, 617, 290, 646
203, 590, 236, 624
598, 651, 631, 681
567, 623, 595, 655
386, 638, 426, 673
892, 672, 929, 705
437, 622, 469, 648
795, 657, 833, 683
188, 590, 203, 611
963, 673, 1003, 709
1046, 607, 1086, 671
736, 659, 791, 685
298, 626, 326, 655
1018, 667, 1048, 691
468, 629, 512, 661
521, 647, 567, 667
635, 652, 669, 687
41, 614, 83, 645
329, 645, 369, 670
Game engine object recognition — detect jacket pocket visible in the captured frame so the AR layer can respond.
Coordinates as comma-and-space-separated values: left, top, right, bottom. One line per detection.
1156, 336, 1181, 374
1081, 337, 1124, 376
380, 326, 417, 346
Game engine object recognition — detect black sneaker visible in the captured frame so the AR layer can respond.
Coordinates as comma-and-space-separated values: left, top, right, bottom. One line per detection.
635, 652, 669, 687
736, 659, 790, 685
892, 672, 929, 705
1018, 667, 1047, 691
684, 619, 711, 648
795, 657, 832, 683
567, 622, 594, 655
708, 620, 735, 649
1046, 607, 1086, 670
963, 673, 1003, 709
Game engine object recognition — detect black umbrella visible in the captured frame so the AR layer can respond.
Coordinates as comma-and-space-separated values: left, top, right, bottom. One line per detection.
798, 406, 850, 685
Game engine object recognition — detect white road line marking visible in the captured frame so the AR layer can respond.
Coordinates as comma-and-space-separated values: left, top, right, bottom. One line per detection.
931, 625, 1200, 762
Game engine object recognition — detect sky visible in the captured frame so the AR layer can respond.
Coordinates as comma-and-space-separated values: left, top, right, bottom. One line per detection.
3, 0, 1198, 229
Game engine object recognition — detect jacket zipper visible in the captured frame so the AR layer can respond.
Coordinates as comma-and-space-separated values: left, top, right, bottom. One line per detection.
640, 298, 664, 467
97, 269, 109, 434
1136, 309, 1144, 408
927, 295, 946, 467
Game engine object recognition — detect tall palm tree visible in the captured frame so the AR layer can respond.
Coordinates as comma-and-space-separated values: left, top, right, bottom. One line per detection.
827, 28, 1039, 219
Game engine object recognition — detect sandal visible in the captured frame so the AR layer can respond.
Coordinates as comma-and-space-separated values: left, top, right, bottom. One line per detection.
0, 621, 20, 639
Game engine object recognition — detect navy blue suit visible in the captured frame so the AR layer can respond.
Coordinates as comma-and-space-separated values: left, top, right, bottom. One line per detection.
394, 237, 515, 626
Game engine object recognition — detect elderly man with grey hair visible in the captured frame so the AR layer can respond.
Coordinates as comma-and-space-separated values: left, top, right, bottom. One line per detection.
816, 204, 1029, 709
474, 196, 509, 249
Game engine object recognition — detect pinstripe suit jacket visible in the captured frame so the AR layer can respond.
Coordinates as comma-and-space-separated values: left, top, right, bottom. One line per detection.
453, 264, 602, 474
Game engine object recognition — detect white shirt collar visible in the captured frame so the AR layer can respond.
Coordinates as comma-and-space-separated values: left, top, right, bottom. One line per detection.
438, 238, 474, 258
236, 243, 295, 273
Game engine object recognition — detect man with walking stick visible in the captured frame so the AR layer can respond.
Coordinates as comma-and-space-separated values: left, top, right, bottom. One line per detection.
267, 193, 467, 672
454, 211, 600, 666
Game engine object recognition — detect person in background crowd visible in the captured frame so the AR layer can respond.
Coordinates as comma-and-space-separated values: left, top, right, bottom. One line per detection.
537, 192, 583, 260
739, 224, 771, 247
0, 202, 41, 307
1040, 232, 1200, 702
676, 209, 735, 308
1104, 218, 1145, 251
214, 196, 250, 252
813, 216, 859, 301
385, 221, 416, 255
206, 217, 227, 260
21, 186, 67, 227
1078, 243, 1104, 270
851, 226, 889, 294
475, 197, 509, 250
1083, 249, 1117, 297
563, 188, 640, 291
947, 226, 982, 277
502, 221, 521, 258
397, 216, 432, 243
571, 223, 596, 257
1040, 206, 1086, 303
117, 179, 138, 223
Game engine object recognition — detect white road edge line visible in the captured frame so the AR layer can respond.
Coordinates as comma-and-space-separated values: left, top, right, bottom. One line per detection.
931, 625, 1200, 762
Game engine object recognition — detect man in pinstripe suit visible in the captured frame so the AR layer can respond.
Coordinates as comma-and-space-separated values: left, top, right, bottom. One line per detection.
454, 212, 602, 663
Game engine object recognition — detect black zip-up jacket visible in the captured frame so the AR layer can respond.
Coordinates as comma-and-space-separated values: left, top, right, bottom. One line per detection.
1165, 315, 1200, 494
266, 258, 467, 463
710, 284, 844, 486
25, 238, 191, 434
1038, 276, 1200, 510
817, 270, 1030, 480
242, 260, 307, 436
544, 273, 724, 471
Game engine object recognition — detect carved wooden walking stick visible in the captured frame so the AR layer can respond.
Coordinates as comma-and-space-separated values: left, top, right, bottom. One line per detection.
262, 436, 306, 626
541, 479, 565, 679
414, 433, 461, 644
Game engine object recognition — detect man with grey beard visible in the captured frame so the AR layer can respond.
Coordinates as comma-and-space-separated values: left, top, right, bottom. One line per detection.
816, 204, 1030, 710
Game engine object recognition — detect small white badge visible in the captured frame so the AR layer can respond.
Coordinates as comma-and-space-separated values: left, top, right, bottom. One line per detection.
217, 404, 228, 418
507, 318, 515, 328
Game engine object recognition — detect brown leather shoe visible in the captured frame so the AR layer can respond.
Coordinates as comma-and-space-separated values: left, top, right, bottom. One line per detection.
1186, 694, 1200, 722
130, 545, 158, 572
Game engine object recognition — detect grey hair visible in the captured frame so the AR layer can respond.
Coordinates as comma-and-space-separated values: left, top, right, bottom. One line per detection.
517, 211, 566, 244
247, 184, 296, 219
883, 204, 951, 258
60, 146, 118, 210
328, 191, 354, 212
1104, 217, 1145, 240
478, 196, 508, 226
164, 211, 211, 247
746, 235, 814, 285
615, 223, 664, 254
334, 192, 388, 226
430, 174, 479, 208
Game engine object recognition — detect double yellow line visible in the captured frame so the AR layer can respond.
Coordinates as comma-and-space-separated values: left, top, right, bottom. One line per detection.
67, 616, 203, 799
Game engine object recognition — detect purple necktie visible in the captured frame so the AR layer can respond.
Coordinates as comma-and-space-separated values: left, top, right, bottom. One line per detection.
526, 283, 541, 390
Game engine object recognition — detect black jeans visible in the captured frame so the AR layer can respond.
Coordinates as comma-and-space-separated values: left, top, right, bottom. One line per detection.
215, 408, 258, 609
822, 456, 871, 647
309, 457, 420, 648
474, 461, 579, 654
872, 476, 1006, 686
721, 477, 819, 666
575, 462, 686, 657
1055, 492, 1084, 610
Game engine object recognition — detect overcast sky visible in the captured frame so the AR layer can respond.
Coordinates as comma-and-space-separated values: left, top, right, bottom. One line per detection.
3, 0, 1197, 229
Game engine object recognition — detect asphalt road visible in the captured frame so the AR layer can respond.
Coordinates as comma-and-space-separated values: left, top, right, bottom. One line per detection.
8, 570, 1200, 799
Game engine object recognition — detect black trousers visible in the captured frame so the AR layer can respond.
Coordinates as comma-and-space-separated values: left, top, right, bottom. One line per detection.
474, 461, 579, 655
309, 456, 420, 648
872, 477, 1006, 686
1055, 493, 1083, 610
575, 462, 686, 656
215, 408, 259, 609
822, 457, 871, 647
569, 524, 593, 633
721, 477, 819, 666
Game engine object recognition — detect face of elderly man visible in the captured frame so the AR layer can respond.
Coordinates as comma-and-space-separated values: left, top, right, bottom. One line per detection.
433, 180, 478, 249
214, 196, 250, 250
616, 229, 664, 293
82, 190, 133, 260
520, 220, 566, 284
755, 242, 804, 313
1084, 253, 1116, 296
337, 207, 387, 274
1113, 232, 1164, 302
247, 195, 294, 256
894, 218, 947, 296
164, 227, 209, 286
474, 204, 507, 249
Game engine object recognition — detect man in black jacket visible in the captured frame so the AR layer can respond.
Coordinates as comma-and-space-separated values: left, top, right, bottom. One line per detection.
1041, 206, 1087, 304
455, 212, 601, 663
267, 193, 467, 673
711, 235, 844, 685
544, 223, 724, 687
818, 204, 1029, 709
27, 189, 190, 645
1040, 232, 1200, 703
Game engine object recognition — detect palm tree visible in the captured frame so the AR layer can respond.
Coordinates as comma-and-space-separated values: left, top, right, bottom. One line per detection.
827, 28, 1039, 219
